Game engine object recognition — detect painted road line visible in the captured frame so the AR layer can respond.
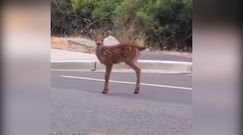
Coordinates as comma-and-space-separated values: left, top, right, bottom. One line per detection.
51, 69, 190, 74
60, 75, 192, 90
51, 60, 192, 64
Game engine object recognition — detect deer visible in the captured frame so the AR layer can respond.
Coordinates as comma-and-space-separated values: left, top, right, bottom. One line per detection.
93, 34, 146, 94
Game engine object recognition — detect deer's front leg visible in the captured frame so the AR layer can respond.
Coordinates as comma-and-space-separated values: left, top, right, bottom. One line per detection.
134, 66, 141, 94
102, 64, 113, 94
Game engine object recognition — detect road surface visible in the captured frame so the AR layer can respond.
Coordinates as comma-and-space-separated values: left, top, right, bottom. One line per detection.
140, 51, 192, 62
51, 70, 192, 135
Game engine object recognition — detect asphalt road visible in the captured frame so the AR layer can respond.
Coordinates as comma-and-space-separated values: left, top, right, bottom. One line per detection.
51, 71, 192, 135
140, 51, 192, 62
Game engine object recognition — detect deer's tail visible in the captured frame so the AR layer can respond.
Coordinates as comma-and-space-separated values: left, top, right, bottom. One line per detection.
126, 42, 146, 51
136, 46, 146, 51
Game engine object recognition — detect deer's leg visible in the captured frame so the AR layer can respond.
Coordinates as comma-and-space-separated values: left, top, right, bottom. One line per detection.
126, 61, 141, 94
102, 64, 113, 94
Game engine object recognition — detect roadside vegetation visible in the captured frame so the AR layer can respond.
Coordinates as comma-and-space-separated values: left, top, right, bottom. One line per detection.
51, 0, 192, 52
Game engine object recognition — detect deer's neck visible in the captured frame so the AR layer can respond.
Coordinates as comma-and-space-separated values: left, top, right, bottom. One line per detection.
95, 45, 105, 61
96, 45, 103, 53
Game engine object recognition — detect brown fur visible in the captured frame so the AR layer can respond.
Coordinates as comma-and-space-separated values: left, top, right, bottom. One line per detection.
94, 35, 145, 94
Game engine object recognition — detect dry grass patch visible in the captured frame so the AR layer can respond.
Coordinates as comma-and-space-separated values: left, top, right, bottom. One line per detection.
51, 37, 95, 53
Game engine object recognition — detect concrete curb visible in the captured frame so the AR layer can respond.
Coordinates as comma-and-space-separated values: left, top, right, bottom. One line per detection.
51, 60, 192, 74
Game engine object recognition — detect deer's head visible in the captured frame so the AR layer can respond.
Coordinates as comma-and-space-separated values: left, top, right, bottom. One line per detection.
94, 34, 104, 46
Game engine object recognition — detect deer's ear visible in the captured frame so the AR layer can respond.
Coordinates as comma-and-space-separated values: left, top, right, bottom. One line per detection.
100, 34, 104, 40
90, 33, 97, 41
89, 30, 96, 40
102, 32, 106, 37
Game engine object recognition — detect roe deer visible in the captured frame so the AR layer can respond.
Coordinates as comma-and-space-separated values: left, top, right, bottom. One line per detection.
94, 34, 146, 94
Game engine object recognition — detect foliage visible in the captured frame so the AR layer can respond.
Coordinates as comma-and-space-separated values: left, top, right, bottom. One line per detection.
51, 0, 192, 52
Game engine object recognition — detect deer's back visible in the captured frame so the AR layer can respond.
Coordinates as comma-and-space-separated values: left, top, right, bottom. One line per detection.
97, 44, 140, 64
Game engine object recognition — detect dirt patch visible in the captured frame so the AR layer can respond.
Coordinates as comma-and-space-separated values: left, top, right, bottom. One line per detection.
51, 37, 95, 53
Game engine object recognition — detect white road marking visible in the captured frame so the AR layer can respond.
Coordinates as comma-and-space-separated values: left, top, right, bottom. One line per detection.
60, 75, 192, 90
51, 60, 192, 64
51, 69, 190, 74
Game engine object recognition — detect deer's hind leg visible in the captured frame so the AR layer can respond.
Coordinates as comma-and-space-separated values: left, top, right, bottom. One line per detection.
125, 61, 141, 94
103, 64, 113, 94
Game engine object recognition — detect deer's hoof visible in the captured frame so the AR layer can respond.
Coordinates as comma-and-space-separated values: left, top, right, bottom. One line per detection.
134, 91, 139, 94
102, 90, 108, 94
134, 88, 140, 94
134, 90, 139, 94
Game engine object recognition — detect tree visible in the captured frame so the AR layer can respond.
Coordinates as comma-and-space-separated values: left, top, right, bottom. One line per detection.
51, 0, 192, 52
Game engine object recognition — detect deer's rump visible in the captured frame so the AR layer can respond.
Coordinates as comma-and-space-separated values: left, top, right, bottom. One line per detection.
101, 44, 144, 64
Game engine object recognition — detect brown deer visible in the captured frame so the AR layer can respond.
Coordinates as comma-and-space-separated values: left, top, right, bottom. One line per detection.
94, 34, 146, 94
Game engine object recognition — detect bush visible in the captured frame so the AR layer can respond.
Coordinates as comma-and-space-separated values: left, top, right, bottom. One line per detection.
51, 0, 192, 52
